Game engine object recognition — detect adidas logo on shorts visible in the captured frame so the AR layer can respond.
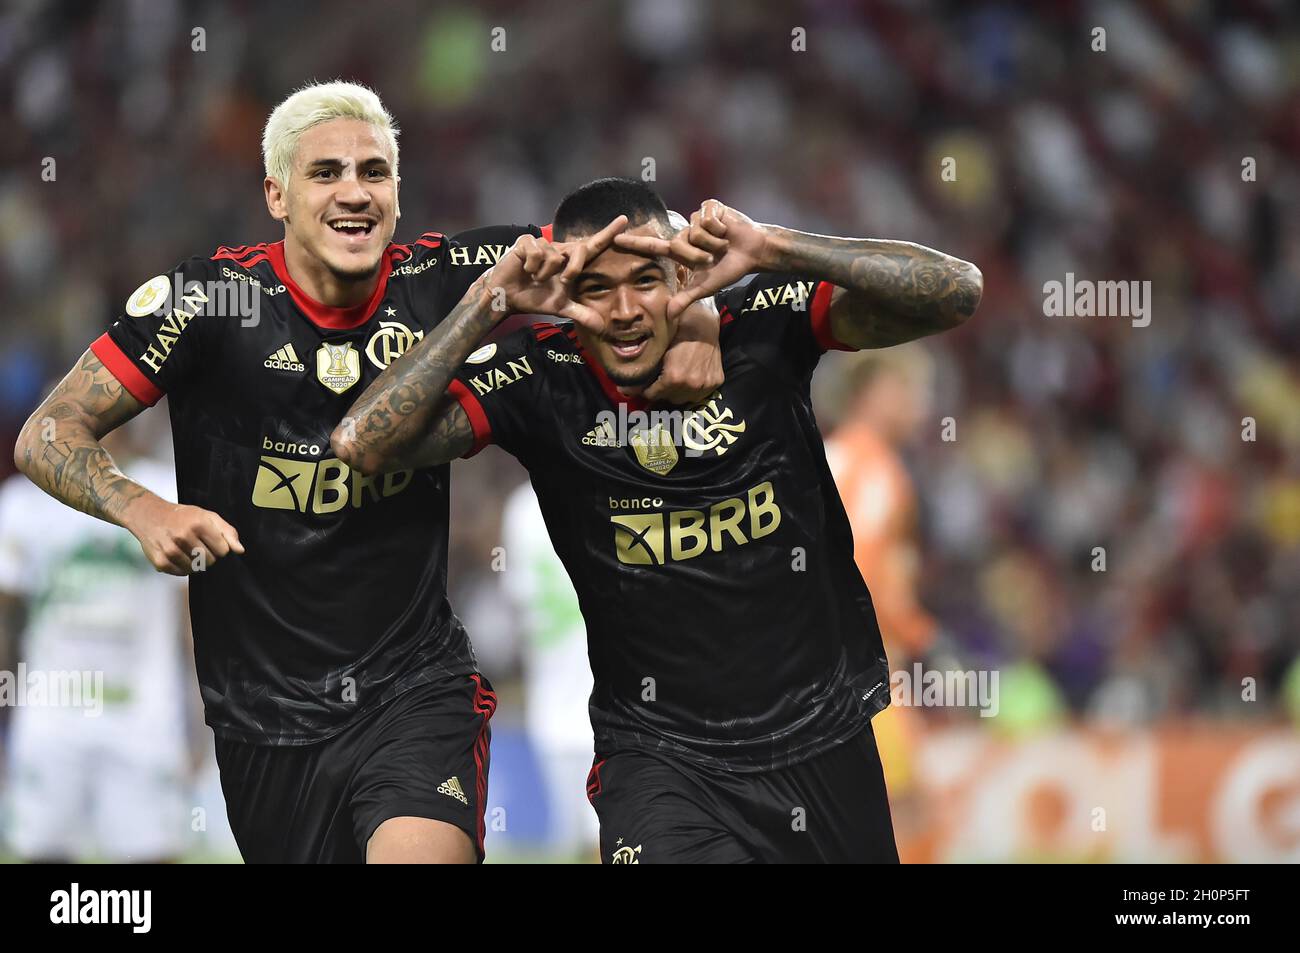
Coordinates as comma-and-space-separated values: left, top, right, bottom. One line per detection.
437, 776, 468, 805
265, 343, 305, 372
582, 418, 619, 448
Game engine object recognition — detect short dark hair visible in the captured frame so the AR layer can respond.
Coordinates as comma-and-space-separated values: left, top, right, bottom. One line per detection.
553, 177, 671, 241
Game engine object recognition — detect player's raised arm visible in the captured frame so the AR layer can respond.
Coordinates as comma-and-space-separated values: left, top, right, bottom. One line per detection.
13, 351, 243, 576
615, 199, 983, 349
332, 217, 630, 474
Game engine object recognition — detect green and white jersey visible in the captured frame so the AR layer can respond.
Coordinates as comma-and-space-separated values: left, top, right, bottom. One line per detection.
0, 461, 186, 731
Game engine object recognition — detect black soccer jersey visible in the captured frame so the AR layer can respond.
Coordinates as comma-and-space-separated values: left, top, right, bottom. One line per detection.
93, 223, 545, 744
451, 272, 892, 772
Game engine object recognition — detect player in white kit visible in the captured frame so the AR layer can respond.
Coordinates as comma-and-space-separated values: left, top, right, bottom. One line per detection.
0, 431, 191, 862
500, 480, 600, 859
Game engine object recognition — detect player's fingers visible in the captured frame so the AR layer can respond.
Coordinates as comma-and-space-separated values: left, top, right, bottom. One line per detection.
559, 242, 588, 282
667, 285, 711, 319
195, 521, 231, 560
701, 199, 727, 224
612, 233, 672, 258
506, 238, 535, 277
667, 235, 716, 267
561, 301, 604, 333
532, 244, 568, 283
149, 548, 188, 576
583, 214, 630, 256
699, 213, 728, 239
686, 222, 729, 255
187, 544, 217, 572
224, 526, 245, 555
521, 240, 548, 278
158, 542, 195, 575
206, 512, 245, 555
507, 234, 536, 261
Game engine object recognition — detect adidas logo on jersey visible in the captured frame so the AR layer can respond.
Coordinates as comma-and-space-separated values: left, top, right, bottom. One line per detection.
264, 343, 305, 372
437, 776, 469, 805
582, 418, 620, 448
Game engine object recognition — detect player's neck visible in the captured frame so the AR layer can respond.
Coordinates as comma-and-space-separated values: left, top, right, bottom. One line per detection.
282, 237, 379, 309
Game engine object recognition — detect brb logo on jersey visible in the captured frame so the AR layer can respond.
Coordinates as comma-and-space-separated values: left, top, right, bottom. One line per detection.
609, 481, 781, 565
253, 438, 413, 515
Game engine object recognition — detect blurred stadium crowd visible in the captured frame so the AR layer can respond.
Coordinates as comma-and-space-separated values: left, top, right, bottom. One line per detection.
0, 0, 1296, 847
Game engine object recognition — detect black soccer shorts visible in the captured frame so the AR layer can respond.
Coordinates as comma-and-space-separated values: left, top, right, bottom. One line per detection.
587, 724, 899, 864
214, 674, 496, 864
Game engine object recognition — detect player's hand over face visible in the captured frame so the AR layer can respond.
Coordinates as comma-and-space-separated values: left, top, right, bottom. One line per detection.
644, 296, 724, 405
486, 216, 629, 332
124, 496, 245, 576
613, 200, 771, 318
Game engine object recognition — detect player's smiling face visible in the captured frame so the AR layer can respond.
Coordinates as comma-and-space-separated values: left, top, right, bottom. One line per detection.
569, 222, 687, 390
269, 118, 399, 285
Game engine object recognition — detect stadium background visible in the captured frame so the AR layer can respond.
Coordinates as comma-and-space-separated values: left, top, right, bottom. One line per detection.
0, 0, 1296, 862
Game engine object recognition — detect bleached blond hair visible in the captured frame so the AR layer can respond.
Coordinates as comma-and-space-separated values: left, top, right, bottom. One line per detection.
262, 81, 399, 189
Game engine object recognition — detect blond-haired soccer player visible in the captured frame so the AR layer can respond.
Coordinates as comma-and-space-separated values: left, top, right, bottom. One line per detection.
13, 83, 719, 864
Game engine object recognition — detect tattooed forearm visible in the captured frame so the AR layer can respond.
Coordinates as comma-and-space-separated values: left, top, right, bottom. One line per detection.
389, 397, 474, 470
332, 277, 498, 473
765, 227, 982, 348
13, 349, 152, 527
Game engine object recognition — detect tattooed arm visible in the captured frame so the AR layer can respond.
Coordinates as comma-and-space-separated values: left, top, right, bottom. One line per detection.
334, 218, 631, 475
615, 199, 982, 348
768, 229, 982, 348
331, 280, 495, 474
14, 349, 152, 524
12, 349, 243, 575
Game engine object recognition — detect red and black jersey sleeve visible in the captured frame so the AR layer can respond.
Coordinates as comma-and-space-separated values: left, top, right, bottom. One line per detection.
447, 326, 546, 464
91, 257, 220, 406
714, 272, 853, 380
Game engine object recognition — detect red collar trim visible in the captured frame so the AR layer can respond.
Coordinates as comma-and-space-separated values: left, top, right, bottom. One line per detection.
267, 241, 395, 330
566, 327, 650, 412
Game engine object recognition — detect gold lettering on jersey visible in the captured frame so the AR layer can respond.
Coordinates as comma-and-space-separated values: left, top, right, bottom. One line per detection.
629, 424, 679, 475
448, 244, 511, 267
610, 481, 781, 566
316, 342, 362, 394
682, 391, 747, 456
136, 286, 210, 374
742, 280, 816, 314
252, 454, 414, 514
468, 357, 532, 397
365, 321, 425, 369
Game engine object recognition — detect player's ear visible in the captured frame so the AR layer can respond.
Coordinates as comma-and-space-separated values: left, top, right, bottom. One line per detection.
394, 173, 401, 221
265, 176, 289, 222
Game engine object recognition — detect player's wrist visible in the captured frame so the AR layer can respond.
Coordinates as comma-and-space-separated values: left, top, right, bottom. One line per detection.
119, 490, 170, 536
469, 271, 516, 327
755, 223, 797, 273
